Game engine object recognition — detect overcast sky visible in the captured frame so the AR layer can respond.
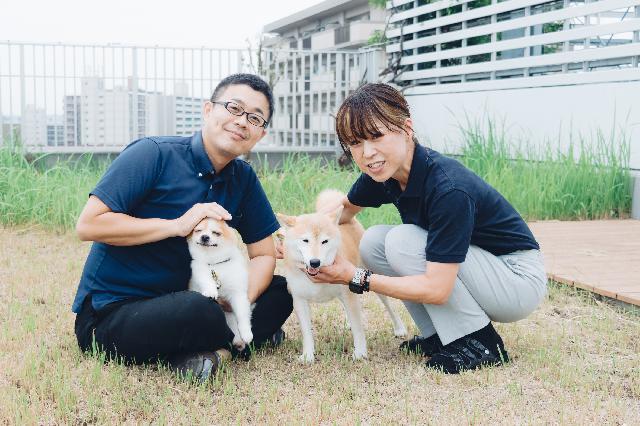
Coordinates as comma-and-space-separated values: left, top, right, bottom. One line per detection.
0, 0, 322, 48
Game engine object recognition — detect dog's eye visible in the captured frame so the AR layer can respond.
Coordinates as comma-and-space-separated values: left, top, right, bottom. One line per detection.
302, 239, 309, 243
212, 231, 222, 237
321, 240, 328, 244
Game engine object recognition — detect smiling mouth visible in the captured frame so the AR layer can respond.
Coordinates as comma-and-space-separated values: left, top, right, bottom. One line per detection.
196, 242, 218, 247
226, 129, 246, 140
367, 160, 385, 170
306, 266, 320, 276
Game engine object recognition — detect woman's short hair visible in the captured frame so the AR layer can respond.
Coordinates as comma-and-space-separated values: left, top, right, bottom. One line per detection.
335, 83, 414, 158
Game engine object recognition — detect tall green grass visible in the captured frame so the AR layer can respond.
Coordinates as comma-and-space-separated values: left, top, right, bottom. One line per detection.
0, 120, 632, 232
0, 148, 107, 230
456, 118, 631, 220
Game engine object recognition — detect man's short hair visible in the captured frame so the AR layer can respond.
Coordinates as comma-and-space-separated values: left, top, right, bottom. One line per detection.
211, 74, 274, 125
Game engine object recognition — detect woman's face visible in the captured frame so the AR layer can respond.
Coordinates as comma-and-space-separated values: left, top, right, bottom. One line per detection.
348, 119, 414, 183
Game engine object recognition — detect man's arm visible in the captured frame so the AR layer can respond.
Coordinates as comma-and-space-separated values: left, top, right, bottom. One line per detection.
76, 195, 232, 246
245, 235, 277, 303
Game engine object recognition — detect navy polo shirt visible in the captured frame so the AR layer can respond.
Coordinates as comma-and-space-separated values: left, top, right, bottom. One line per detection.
72, 131, 279, 313
347, 144, 539, 263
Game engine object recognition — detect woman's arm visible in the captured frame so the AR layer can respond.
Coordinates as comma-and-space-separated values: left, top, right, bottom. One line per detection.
310, 254, 459, 305
76, 195, 232, 246
339, 196, 363, 224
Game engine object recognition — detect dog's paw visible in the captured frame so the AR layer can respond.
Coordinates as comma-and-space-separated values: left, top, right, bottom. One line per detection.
352, 350, 368, 361
298, 352, 315, 363
232, 335, 246, 351
241, 330, 253, 345
393, 326, 408, 338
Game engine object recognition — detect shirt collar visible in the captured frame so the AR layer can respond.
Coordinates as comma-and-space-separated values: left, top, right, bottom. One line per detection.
383, 143, 428, 199
190, 130, 235, 182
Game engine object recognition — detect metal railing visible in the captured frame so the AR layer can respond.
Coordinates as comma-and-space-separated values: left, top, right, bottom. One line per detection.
0, 41, 380, 153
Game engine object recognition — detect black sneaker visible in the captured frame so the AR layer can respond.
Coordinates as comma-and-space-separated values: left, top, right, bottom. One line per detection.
168, 351, 224, 384
400, 334, 443, 357
425, 323, 509, 374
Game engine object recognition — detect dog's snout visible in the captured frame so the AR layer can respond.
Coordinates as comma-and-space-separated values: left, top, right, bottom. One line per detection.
200, 234, 210, 244
310, 258, 321, 268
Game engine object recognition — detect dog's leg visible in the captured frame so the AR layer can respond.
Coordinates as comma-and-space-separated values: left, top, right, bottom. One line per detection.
228, 296, 253, 347
376, 294, 408, 337
190, 263, 219, 300
340, 293, 367, 360
225, 311, 245, 350
293, 297, 315, 363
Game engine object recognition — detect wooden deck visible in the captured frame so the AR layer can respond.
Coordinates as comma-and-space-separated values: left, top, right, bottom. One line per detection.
529, 220, 640, 307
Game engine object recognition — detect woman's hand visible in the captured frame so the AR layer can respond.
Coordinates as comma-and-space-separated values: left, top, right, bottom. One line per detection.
306, 254, 356, 285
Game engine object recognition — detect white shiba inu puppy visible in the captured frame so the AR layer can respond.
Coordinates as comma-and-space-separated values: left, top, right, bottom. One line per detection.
277, 189, 407, 362
187, 218, 253, 350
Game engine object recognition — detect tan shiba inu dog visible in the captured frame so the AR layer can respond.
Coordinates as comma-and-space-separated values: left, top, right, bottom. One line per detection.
187, 218, 253, 350
277, 189, 407, 362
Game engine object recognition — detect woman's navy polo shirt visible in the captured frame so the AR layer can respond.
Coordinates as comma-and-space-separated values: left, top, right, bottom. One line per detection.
347, 144, 539, 264
72, 131, 279, 313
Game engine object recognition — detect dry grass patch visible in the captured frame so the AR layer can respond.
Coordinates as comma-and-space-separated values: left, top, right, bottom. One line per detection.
1, 226, 638, 424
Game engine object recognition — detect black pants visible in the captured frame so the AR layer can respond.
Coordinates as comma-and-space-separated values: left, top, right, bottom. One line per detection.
74, 275, 293, 364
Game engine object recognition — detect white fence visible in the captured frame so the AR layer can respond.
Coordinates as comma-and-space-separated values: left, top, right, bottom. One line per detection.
0, 42, 379, 153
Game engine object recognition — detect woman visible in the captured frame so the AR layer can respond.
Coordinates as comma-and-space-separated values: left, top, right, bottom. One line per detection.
308, 83, 547, 374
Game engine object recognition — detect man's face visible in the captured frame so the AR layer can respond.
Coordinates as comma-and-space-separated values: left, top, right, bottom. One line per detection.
202, 84, 269, 160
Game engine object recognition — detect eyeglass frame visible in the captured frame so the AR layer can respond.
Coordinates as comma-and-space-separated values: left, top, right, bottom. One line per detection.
210, 100, 269, 128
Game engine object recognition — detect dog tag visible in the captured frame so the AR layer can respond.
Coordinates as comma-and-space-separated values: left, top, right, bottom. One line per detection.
211, 270, 222, 290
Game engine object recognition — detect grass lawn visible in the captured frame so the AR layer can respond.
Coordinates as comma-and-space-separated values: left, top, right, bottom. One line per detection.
1, 227, 639, 423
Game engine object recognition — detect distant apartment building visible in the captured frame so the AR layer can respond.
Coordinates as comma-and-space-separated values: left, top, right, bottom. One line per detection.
20, 106, 46, 147
20, 107, 64, 147
64, 96, 82, 146
61, 77, 203, 148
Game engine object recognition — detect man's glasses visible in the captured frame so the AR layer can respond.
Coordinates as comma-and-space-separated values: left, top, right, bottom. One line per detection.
211, 101, 268, 128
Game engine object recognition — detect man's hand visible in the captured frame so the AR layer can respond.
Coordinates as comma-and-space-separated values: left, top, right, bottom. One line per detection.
306, 254, 356, 285
173, 202, 232, 237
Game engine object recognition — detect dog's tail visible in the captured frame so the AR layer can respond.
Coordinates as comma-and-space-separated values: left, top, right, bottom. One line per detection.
315, 189, 346, 213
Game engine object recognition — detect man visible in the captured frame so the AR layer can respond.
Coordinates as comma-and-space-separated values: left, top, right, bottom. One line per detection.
73, 74, 292, 383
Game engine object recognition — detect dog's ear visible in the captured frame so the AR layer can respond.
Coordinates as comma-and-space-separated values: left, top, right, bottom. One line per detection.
276, 213, 296, 228
327, 205, 344, 226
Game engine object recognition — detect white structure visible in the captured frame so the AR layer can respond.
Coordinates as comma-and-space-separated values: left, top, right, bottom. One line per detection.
258, 0, 390, 151
0, 42, 245, 152
263, 0, 388, 50
20, 106, 47, 147
383, 0, 640, 169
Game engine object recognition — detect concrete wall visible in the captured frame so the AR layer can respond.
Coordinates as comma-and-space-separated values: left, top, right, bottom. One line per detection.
406, 80, 640, 170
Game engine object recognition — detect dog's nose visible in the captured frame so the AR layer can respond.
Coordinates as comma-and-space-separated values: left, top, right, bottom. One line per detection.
310, 258, 321, 268
200, 234, 210, 244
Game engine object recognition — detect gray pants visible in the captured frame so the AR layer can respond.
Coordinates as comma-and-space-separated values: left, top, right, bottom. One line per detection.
360, 224, 548, 345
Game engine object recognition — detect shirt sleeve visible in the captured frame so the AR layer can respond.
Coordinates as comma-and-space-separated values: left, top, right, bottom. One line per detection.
90, 138, 162, 214
346, 173, 394, 207
234, 170, 279, 245
425, 189, 476, 263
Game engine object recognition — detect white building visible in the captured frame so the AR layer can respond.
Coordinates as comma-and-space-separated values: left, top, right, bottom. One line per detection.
263, 0, 388, 51
20, 106, 47, 147
73, 77, 203, 148
260, 0, 389, 151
